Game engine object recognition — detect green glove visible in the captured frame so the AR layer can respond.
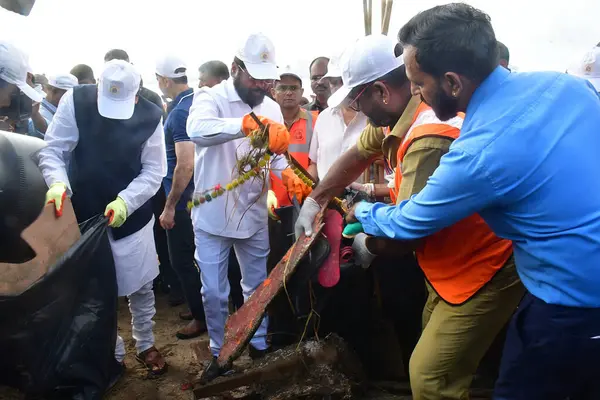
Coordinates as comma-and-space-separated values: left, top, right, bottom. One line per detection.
342, 222, 364, 238
46, 182, 67, 217
104, 197, 128, 228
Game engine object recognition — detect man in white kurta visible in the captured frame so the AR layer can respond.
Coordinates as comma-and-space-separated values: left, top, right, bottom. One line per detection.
38, 60, 168, 375
186, 33, 290, 380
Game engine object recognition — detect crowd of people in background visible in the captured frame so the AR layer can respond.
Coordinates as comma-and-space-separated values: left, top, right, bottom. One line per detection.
2, 2, 600, 399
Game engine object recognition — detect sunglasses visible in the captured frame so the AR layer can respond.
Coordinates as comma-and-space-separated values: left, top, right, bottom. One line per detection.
347, 83, 373, 112
275, 84, 301, 93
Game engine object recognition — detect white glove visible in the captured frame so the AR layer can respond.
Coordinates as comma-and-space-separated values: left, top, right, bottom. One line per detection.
294, 196, 321, 239
352, 233, 377, 269
348, 182, 375, 197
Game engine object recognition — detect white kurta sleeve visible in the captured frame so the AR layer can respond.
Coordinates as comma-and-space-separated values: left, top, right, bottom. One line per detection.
38, 89, 78, 193
308, 119, 320, 164
187, 91, 245, 147
270, 154, 290, 180
117, 120, 167, 215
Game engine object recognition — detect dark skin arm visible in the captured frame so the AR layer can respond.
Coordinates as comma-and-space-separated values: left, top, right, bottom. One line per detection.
30, 102, 47, 133
365, 235, 421, 257
311, 144, 378, 206
159, 141, 194, 229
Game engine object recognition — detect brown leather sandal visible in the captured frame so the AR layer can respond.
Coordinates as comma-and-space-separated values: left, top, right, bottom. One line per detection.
135, 346, 167, 376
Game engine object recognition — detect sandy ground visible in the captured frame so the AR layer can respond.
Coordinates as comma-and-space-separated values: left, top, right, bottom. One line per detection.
105, 292, 207, 400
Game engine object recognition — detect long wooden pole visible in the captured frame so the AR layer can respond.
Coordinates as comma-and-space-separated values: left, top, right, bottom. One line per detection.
363, 0, 372, 35
381, 0, 394, 35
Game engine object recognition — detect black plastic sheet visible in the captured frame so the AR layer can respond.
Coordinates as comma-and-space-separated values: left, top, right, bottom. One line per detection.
0, 215, 121, 399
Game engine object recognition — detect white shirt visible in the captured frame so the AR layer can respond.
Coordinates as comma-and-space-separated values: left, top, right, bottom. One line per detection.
309, 106, 368, 179
186, 78, 286, 239
38, 89, 167, 296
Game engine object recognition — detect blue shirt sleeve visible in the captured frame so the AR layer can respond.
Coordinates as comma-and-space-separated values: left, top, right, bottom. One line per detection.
356, 148, 498, 239
170, 109, 191, 143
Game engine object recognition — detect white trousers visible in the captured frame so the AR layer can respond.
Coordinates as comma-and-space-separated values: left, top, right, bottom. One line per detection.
194, 226, 270, 357
114, 281, 156, 362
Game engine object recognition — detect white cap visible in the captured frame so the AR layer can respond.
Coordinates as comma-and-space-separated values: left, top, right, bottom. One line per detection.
47, 73, 78, 90
323, 49, 346, 79
322, 60, 341, 79
278, 65, 303, 85
0, 41, 43, 102
156, 54, 187, 78
567, 47, 600, 92
328, 34, 404, 109
235, 33, 278, 80
97, 59, 141, 120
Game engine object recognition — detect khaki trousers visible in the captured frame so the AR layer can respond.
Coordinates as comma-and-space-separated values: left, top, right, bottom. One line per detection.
409, 255, 524, 400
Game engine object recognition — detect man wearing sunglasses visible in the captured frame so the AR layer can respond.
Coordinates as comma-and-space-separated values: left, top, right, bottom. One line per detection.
186, 33, 291, 382
296, 34, 523, 400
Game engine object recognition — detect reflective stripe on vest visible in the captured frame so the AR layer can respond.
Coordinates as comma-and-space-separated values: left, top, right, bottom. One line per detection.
271, 111, 315, 207
287, 110, 314, 153
395, 104, 512, 305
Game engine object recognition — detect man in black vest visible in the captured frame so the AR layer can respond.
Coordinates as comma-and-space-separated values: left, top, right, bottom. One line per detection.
38, 60, 168, 376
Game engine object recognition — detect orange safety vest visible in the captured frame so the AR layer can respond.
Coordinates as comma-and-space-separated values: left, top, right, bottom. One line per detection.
271, 110, 318, 206
395, 103, 513, 304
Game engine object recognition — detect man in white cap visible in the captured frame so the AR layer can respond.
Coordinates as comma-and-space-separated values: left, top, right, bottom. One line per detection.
567, 45, 600, 93
155, 54, 208, 340
38, 59, 168, 377
29, 73, 78, 138
186, 32, 291, 381
296, 34, 522, 400
306, 50, 369, 187
0, 40, 43, 131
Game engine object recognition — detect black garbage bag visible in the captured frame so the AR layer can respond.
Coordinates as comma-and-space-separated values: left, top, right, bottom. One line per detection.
0, 215, 121, 399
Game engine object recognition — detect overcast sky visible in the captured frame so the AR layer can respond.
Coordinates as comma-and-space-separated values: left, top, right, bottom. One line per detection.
1, 0, 599, 94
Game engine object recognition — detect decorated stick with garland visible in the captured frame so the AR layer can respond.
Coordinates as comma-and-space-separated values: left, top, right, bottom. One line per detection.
187, 113, 346, 216
248, 113, 347, 216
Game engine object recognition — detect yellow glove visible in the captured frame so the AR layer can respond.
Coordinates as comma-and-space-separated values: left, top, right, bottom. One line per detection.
46, 182, 67, 217
267, 190, 279, 220
104, 197, 128, 228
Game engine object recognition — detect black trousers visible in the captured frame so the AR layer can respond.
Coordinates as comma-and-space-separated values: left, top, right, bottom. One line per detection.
494, 293, 600, 400
165, 209, 205, 321
151, 187, 181, 296
374, 253, 427, 379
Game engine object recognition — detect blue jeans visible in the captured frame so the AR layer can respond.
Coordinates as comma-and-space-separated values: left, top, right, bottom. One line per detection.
494, 293, 600, 400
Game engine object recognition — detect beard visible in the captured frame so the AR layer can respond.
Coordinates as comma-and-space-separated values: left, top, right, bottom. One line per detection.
365, 107, 395, 128
233, 76, 266, 108
422, 85, 459, 122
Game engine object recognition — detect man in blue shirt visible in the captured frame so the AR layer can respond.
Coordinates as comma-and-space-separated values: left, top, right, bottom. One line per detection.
28, 73, 78, 138
155, 55, 206, 339
297, 3, 600, 399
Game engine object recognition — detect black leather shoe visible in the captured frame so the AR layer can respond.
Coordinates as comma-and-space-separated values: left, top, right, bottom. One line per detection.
199, 356, 221, 384
248, 345, 272, 360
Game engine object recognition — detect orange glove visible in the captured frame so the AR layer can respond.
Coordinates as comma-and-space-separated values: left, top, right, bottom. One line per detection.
241, 114, 290, 155
282, 168, 312, 203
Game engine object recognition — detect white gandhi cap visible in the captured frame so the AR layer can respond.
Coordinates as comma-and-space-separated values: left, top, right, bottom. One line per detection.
567, 46, 600, 92
328, 34, 404, 109
47, 73, 78, 90
98, 59, 141, 120
0, 40, 43, 102
156, 54, 187, 78
236, 33, 278, 80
